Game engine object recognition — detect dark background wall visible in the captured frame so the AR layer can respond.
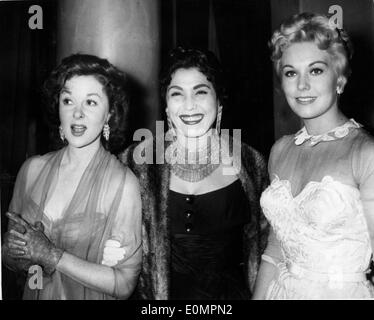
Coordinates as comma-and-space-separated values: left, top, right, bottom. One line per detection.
1, 0, 373, 299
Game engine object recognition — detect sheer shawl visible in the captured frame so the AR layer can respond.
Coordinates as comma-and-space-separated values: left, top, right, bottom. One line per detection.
9, 145, 141, 300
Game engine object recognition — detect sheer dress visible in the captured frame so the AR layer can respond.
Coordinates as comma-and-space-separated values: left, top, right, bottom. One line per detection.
8, 145, 141, 299
260, 120, 374, 299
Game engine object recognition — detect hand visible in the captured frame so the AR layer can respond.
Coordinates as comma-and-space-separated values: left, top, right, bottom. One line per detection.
101, 239, 126, 267
2, 214, 33, 272
5, 212, 64, 275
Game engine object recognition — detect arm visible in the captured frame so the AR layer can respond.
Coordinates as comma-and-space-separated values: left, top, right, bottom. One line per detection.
252, 227, 283, 299
57, 169, 142, 299
354, 138, 374, 268
250, 139, 285, 299
7, 169, 142, 299
2, 158, 35, 273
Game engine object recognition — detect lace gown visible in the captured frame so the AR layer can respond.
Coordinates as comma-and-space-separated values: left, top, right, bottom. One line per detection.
260, 119, 374, 299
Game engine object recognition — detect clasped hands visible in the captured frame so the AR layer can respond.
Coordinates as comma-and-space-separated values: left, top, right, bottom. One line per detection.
4, 212, 64, 275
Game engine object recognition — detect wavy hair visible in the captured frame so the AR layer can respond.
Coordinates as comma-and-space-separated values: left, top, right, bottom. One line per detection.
269, 12, 353, 81
160, 47, 227, 105
43, 54, 129, 154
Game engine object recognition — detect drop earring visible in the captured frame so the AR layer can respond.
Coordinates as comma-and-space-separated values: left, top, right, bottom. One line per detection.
216, 106, 223, 135
166, 110, 176, 137
336, 87, 343, 95
59, 126, 65, 142
103, 123, 110, 141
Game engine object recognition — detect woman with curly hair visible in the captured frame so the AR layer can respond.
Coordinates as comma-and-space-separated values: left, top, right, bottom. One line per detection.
253, 12, 374, 299
2, 54, 142, 300
122, 47, 269, 299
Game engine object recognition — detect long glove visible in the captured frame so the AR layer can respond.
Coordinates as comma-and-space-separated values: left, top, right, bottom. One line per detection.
6, 212, 64, 275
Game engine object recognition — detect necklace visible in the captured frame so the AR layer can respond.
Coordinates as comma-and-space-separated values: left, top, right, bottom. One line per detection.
166, 132, 221, 182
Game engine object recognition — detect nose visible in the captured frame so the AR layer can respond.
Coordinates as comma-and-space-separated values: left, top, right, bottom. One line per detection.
184, 95, 196, 111
73, 105, 84, 119
297, 74, 310, 91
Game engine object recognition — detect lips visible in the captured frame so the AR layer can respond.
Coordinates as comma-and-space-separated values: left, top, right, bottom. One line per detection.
179, 114, 204, 125
70, 124, 87, 136
295, 96, 317, 105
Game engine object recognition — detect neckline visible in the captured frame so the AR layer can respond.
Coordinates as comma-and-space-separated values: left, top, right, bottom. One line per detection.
294, 118, 361, 146
270, 174, 359, 200
169, 179, 241, 197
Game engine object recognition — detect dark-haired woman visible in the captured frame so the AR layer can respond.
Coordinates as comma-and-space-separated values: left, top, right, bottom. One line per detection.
2, 54, 142, 300
122, 47, 269, 300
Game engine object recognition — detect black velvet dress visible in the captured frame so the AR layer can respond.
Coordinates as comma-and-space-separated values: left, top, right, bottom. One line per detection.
168, 179, 251, 300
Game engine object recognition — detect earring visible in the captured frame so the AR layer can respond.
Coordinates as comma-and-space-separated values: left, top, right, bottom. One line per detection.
336, 87, 343, 95
59, 126, 65, 142
216, 106, 223, 135
103, 123, 110, 141
166, 110, 176, 137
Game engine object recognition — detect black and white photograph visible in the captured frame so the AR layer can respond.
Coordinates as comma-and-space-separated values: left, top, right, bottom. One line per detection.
1, 0, 374, 307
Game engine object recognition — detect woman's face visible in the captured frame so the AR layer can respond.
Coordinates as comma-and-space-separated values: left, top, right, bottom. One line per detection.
280, 41, 344, 121
59, 75, 110, 149
166, 68, 219, 138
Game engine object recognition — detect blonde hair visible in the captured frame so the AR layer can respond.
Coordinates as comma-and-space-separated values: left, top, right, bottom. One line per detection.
269, 12, 353, 80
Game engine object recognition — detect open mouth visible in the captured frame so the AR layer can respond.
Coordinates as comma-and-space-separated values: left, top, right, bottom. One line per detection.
179, 114, 204, 125
295, 96, 317, 105
70, 124, 87, 136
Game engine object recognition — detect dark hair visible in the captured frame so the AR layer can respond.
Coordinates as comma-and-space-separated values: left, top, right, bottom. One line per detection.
43, 53, 129, 154
160, 47, 227, 105
269, 12, 353, 81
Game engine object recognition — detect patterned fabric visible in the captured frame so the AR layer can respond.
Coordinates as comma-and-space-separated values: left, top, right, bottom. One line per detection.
261, 122, 374, 299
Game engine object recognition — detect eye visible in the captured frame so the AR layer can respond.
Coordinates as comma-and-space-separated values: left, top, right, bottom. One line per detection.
196, 90, 208, 95
310, 68, 323, 75
61, 97, 73, 105
284, 70, 296, 78
86, 99, 98, 107
170, 91, 182, 97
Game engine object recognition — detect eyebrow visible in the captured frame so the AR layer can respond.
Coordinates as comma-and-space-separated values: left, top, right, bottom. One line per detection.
281, 60, 328, 70
193, 84, 211, 90
87, 93, 102, 99
167, 83, 211, 92
60, 89, 102, 99
167, 85, 183, 93
60, 88, 71, 94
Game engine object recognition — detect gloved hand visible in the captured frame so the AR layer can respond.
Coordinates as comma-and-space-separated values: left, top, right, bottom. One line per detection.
6, 212, 64, 275
101, 239, 126, 267
2, 214, 33, 272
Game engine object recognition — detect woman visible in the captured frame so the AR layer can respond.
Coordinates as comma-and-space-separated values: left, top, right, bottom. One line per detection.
253, 12, 374, 299
122, 47, 269, 299
2, 54, 142, 300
